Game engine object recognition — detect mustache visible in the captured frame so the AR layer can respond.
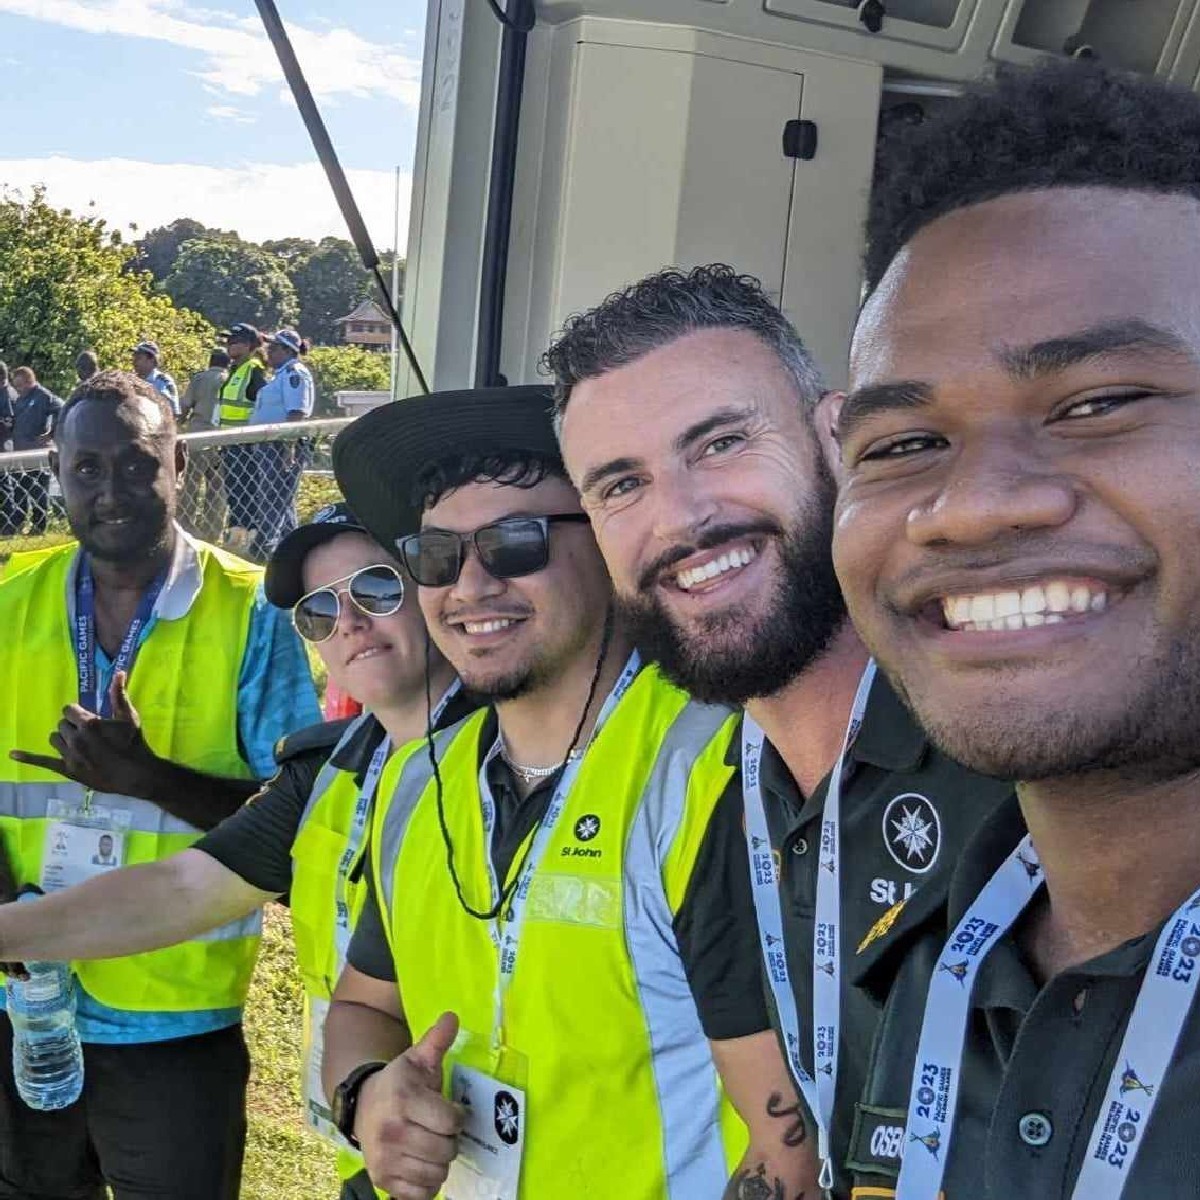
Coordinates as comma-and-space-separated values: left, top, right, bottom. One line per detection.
636, 520, 783, 593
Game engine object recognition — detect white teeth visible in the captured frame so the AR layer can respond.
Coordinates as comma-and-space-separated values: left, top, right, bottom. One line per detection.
1046, 582, 1071, 613
675, 545, 758, 591
941, 580, 1112, 632
463, 619, 515, 635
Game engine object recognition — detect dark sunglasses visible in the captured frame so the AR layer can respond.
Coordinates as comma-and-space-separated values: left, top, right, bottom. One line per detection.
292, 564, 405, 643
396, 514, 590, 589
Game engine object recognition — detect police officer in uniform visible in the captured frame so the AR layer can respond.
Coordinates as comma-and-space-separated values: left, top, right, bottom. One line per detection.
253, 329, 316, 555
546, 265, 1012, 1195
218, 324, 269, 553
0, 502, 466, 1199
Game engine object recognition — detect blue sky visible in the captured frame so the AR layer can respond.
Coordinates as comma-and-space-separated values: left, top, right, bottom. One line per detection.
0, 0, 427, 245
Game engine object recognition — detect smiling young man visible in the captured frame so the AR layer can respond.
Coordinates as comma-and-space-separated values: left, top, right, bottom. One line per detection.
321, 385, 811, 1200
0, 370, 318, 1199
545, 266, 1012, 1196
829, 61, 1200, 1198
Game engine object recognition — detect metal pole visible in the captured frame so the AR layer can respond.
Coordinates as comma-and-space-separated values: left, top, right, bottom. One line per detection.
390, 164, 402, 401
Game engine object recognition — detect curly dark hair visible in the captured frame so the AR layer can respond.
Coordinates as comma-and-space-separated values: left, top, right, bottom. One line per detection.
865, 59, 1200, 292
541, 263, 824, 429
412, 450, 566, 513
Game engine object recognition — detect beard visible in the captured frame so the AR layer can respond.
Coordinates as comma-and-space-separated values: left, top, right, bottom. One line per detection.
885, 632, 1200, 785
619, 478, 847, 706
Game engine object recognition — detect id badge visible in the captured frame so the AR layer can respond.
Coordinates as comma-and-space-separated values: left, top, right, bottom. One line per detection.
301, 995, 354, 1148
444, 1035, 527, 1200
40, 800, 132, 893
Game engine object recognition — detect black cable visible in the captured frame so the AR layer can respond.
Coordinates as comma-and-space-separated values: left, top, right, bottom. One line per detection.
430, 608, 614, 922
253, 0, 429, 395
484, 0, 535, 35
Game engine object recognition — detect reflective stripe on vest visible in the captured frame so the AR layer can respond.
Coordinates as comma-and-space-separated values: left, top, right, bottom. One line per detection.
0, 540, 262, 1012
218, 359, 259, 424
371, 668, 747, 1199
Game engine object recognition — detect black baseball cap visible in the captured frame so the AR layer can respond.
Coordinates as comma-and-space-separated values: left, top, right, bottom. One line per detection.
225, 323, 261, 345
265, 503, 373, 608
332, 385, 559, 555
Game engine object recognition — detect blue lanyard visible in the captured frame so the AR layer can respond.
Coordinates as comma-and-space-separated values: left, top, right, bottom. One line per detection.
75, 555, 167, 716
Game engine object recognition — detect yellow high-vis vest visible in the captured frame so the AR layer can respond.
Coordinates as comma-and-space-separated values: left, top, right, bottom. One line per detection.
217, 358, 260, 425
289, 713, 384, 1192
0, 540, 262, 1012
371, 667, 748, 1199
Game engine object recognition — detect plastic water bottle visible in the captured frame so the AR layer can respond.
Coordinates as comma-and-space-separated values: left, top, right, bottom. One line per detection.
5, 895, 84, 1111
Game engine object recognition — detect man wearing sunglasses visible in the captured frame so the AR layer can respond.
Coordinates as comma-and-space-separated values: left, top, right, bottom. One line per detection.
0, 501, 471, 1199
0, 370, 319, 1199
318, 385, 810, 1200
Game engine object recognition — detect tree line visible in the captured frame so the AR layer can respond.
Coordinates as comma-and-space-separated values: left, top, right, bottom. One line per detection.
0, 191, 397, 409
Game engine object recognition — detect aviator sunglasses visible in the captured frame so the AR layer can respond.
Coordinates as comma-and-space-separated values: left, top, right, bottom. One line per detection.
396, 514, 590, 588
291, 564, 405, 643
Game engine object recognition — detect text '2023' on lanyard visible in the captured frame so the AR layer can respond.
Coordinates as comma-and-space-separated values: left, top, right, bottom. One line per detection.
75, 556, 167, 718
895, 834, 1200, 1200
742, 659, 878, 1194
476, 651, 640, 1052
330, 680, 463, 970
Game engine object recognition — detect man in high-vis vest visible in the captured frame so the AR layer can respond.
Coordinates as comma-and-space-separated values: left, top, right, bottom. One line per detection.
218, 322, 270, 552
321, 386, 811, 1200
0, 370, 319, 1199
0, 501, 468, 1200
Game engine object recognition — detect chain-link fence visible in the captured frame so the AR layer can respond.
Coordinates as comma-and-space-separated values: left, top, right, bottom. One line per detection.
0, 418, 351, 565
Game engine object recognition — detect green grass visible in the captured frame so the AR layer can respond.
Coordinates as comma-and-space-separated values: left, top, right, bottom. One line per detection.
242, 907, 341, 1200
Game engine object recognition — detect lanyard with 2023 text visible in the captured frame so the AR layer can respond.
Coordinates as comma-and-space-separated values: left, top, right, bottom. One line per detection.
476, 651, 640, 1052
742, 659, 878, 1194
895, 833, 1200, 1199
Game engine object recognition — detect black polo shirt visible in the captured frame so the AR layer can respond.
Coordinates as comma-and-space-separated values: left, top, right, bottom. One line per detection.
730, 672, 1013, 1195
197, 693, 477, 895
845, 793, 1200, 1198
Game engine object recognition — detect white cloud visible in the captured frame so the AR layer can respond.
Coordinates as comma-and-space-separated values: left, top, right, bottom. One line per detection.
206, 105, 255, 124
0, 0, 422, 105
0, 156, 411, 247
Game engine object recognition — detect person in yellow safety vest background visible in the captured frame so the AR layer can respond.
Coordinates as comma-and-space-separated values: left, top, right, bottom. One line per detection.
0, 499, 471, 1199
219, 322, 270, 555
0, 369, 320, 1200
322, 385, 812, 1200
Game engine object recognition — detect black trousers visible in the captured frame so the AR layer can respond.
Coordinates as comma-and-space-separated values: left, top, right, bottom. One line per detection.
342, 1168, 376, 1199
0, 1019, 249, 1200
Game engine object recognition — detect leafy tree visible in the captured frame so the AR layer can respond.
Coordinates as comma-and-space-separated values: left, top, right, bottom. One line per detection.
262, 237, 316, 268
0, 189, 215, 396
306, 344, 390, 416
133, 218, 237, 282
165, 238, 298, 333
289, 238, 391, 346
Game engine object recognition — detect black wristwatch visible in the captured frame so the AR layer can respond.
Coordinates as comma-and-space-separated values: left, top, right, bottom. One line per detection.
331, 1060, 388, 1148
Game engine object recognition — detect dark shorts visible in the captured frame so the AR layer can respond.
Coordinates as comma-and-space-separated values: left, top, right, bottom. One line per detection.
0, 1019, 249, 1200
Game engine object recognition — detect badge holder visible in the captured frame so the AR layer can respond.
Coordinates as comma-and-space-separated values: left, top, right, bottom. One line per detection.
300, 994, 353, 1147
40, 797, 132, 893
443, 1030, 529, 1200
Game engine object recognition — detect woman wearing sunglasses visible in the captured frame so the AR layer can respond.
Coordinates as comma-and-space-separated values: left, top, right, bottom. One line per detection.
0, 502, 468, 1200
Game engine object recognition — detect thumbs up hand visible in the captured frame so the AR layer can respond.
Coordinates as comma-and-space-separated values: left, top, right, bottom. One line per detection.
357, 1013, 466, 1200
10, 671, 159, 800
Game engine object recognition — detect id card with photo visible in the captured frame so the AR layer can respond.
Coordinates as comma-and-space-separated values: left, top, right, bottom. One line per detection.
301, 995, 354, 1148
40, 800, 131, 893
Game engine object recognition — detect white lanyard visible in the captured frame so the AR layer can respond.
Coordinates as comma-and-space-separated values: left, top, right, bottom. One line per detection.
896, 834, 1200, 1200
476, 652, 640, 1050
742, 659, 877, 1192
331, 681, 462, 969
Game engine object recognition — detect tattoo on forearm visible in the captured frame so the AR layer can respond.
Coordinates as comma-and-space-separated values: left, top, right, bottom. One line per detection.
723, 1163, 806, 1200
766, 1090, 809, 1147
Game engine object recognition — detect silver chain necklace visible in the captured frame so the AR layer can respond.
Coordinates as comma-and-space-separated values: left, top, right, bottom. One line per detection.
498, 739, 581, 782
